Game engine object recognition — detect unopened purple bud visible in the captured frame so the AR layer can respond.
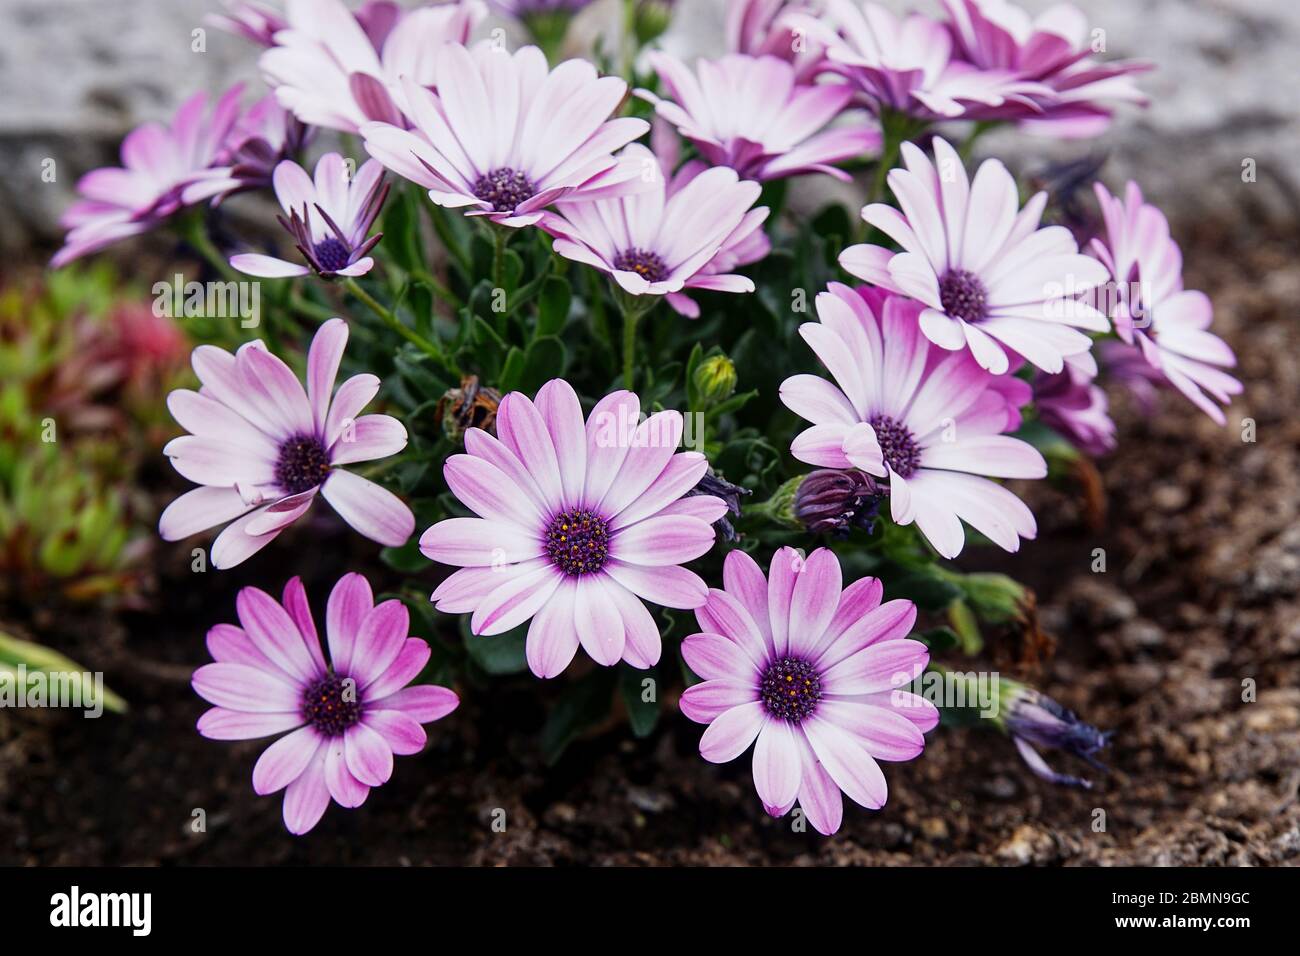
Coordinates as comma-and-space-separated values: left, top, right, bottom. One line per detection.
1002, 682, 1111, 789
793, 469, 881, 536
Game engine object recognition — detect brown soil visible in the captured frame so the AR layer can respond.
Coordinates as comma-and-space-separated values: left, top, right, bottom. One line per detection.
3, 224, 1298, 867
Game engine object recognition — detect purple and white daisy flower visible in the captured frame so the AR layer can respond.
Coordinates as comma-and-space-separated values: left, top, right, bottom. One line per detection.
1088, 181, 1240, 425
780, 284, 1046, 558
799, 0, 1049, 121
230, 153, 388, 279
726, 0, 826, 81
159, 318, 415, 568
420, 379, 726, 678
261, 0, 486, 133
637, 51, 880, 183
680, 548, 937, 835
51, 86, 245, 268
207, 0, 288, 48
360, 41, 651, 229
1033, 357, 1116, 457
942, 0, 1150, 138
840, 135, 1111, 374
193, 573, 459, 834
185, 93, 312, 205
542, 144, 767, 317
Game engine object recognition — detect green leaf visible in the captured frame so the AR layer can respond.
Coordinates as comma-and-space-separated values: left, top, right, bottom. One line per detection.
380, 536, 429, 574
536, 277, 572, 338
947, 599, 983, 655
619, 666, 660, 738
881, 563, 962, 611
540, 668, 615, 764
0, 632, 126, 713
461, 619, 528, 676
498, 346, 527, 392
517, 335, 568, 393
916, 626, 960, 652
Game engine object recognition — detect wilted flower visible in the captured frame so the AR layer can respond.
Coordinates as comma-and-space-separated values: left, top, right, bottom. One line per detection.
230, 153, 389, 279
638, 51, 880, 182
686, 471, 751, 542
361, 42, 651, 228
51, 86, 245, 268
1033, 359, 1116, 457
680, 548, 936, 834
942, 0, 1150, 138
421, 379, 725, 678
800, 0, 1049, 121
840, 136, 1110, 374
543, 145, 767, 318
159, 318, 415, 568
193, 574, 459, 834
780, 284, 1044, 558
1088, 181, 1241, 425
436, 375, 502, 443
997, 679, 1110, 788
261, 0, 486, 132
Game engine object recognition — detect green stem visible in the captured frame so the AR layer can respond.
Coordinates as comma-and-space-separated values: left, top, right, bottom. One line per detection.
182, 214, 241, 284
492, 227, 508, 293
429, 205, 471, 274
617, 291, 656, 390
342, 278, 458, 375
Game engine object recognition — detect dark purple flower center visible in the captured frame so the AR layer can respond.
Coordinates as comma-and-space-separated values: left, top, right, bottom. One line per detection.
870, 414, 921, 479
613, 247, 669, 284
938, 268, 989, 324
275, 434, 331, 495
301, 673, 362, 737
312, 237, 352, 273
760, 657, 822, 723
544, 508, 610, 576
472, 167, 536, 213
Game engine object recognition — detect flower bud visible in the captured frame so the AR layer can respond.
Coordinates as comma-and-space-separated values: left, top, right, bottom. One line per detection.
692, 354, 737, 409
793, 469, 881, 536
996, 678, 1110, 789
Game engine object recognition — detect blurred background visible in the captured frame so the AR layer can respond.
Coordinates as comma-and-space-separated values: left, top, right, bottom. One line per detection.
3, 0, 1298, 257
1, 1, 1298, 865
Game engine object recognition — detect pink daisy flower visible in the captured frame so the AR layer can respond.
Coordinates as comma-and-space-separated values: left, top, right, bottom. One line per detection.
159, 318, 415, 568
1033, 358, 1116, 457
184, 93, 312, 205
680, 547, 937, 835
726, 0, 826, 81
542, 144, 767, 317
230, 153, 389, 279
261, 0, 486, 133
1088, 181, 1241, 425
799, 0, 1049, 121
780, 284, 1046, 558
942, 0, 1150, 138
360, 41, 651, 229
420, 379, 727, 678
193, 573, 459, 835
207, 0, 287, 48
840, 135, 1110, 375
51, 86, 245, 268
636, 51, 880, 183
